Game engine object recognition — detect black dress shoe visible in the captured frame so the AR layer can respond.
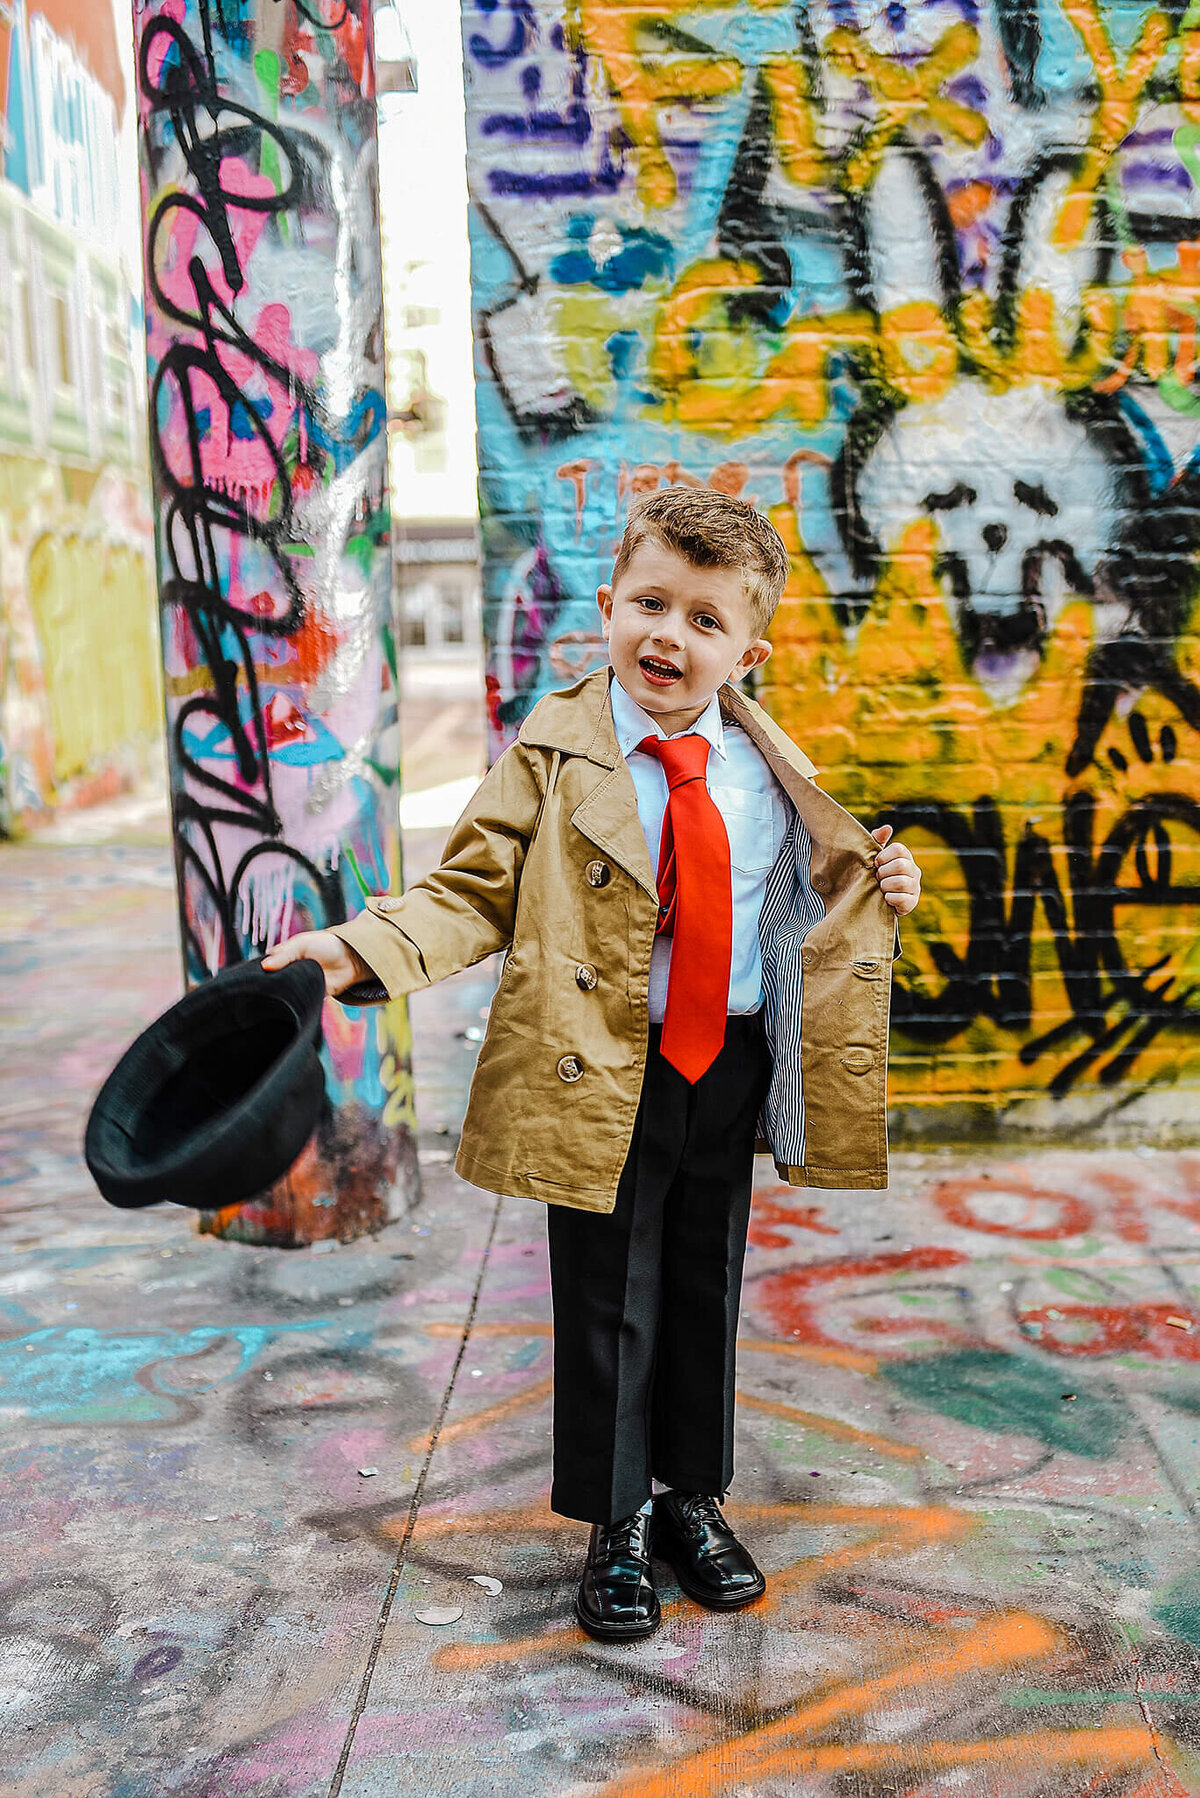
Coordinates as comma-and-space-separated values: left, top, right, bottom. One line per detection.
653, 1490, 766, 1610
574, 1508, 661, 1642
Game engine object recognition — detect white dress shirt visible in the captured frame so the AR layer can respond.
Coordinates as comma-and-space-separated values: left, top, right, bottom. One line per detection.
610, 678, 791, 1022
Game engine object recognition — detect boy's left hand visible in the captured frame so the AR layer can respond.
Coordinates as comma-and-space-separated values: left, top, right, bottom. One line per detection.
870, 824, 922, 915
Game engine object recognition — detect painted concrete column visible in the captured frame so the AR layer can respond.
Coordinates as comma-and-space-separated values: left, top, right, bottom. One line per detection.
134, 0, 418, 1243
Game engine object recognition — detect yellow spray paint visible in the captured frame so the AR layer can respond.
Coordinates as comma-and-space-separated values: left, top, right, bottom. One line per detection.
1, 453, 158, 828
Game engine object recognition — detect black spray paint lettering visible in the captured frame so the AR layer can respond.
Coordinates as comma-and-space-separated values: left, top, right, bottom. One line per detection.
138, 0, 348, 974
883, 793, 1200, 1093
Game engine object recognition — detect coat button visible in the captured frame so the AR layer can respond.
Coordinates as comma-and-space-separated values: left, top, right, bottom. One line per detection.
842, 1047, 875, 1075
585, 860, 611, 888
557, 1054, 584, 1082
575, 964, 598, 991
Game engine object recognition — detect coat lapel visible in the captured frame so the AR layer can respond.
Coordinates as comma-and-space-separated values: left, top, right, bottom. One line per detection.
720, 684, 878, 862
521, 668, 660, 901
571, 763, 659, 902
521, 667, 875, 902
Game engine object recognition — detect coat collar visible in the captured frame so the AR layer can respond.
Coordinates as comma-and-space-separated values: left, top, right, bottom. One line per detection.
517, 668, 623, 768
517, 665, 879, 893
518, 666, 819, 791
609, 678, 727, 761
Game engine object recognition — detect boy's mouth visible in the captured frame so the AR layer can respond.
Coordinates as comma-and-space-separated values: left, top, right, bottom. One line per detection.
639, 655, 683, 687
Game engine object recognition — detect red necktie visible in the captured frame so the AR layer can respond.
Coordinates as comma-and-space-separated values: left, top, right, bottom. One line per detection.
637, 734, 733, 1083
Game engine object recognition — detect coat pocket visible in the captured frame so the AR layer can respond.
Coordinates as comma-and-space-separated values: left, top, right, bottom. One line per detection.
709, 786, 777, 873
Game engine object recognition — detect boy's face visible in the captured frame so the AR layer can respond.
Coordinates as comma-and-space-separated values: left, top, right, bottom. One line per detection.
597, 540, 772, 733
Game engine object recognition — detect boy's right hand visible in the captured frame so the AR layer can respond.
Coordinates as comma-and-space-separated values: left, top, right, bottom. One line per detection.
262, 930, 373, 998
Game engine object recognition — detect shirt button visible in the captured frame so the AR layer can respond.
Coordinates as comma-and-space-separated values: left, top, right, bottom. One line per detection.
557, 1054, 584, 1082
802, 945, 817, 968
575, 964, 598, 991
813, 873, 829, 894
585, 860, 611, 888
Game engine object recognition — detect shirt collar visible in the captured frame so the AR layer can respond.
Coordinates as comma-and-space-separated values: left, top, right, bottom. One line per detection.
610, 677, 727, 762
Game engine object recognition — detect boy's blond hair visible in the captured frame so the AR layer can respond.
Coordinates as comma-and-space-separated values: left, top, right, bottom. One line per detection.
612, 486, 790, 637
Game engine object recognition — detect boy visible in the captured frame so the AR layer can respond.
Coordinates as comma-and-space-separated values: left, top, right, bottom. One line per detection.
265, 488, 921, 1642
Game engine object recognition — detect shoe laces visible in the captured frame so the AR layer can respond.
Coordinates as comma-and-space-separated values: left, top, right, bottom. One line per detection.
602, 1509, 650, 1558
675, 1491, 725, 1530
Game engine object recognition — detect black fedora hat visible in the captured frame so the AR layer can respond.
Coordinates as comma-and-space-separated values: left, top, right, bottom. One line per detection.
85, 957, 327, 1210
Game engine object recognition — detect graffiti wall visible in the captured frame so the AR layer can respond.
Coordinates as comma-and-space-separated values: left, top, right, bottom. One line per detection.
135, 0, 417, 1240
0, 0, 158, 832
462, 0, 1200, 1135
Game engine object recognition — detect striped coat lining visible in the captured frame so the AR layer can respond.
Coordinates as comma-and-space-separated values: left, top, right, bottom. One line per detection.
758, 805, 826, 1167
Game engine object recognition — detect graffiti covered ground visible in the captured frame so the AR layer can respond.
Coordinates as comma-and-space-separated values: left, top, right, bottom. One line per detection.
3, 837, 1200, 1795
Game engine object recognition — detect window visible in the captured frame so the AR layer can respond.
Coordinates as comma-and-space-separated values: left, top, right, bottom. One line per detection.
104, 313, 129, 440
438, 580, 465, 644
22, 278, 38, 395
51, 288, 76, 396
401, 584, 428, 646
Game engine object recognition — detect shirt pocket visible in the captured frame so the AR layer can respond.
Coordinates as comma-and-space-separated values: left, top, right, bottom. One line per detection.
709, 786, 777, 874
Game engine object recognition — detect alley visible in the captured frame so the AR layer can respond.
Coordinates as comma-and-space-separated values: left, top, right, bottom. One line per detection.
3, 817, 1200, 1796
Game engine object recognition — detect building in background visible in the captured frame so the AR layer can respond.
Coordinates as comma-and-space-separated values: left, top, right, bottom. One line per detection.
394, 519, 481, 655
379, 0, 480, 665
0, 0, 157, 833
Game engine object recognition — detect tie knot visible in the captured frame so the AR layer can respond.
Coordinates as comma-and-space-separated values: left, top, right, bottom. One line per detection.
637, 733, 711, 788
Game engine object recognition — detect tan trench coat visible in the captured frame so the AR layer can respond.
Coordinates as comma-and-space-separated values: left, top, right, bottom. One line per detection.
333, 669, 898, 1214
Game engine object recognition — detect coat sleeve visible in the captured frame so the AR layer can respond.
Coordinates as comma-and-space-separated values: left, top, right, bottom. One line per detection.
329, 743, 547, 1001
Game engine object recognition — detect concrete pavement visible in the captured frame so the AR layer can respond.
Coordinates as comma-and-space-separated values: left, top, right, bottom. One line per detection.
4, 807, 1200, 1793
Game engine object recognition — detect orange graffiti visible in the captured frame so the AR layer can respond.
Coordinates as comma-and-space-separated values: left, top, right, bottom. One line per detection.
424, 1320, 552, 1339
737, 1337, 880, 1374
747, 1195, 839, 1245
1095, 243, 1200, 395
576, 2, 746, 209
403, 1489, 1179, 1793
733, 1389, 922, 1460
405, 1377, 553, 1453
946, 178, 994, 230
594, 1610, 1060, 1798
825, 21, 987, 191
760, 52, 824, 187
1055, 0, 1173, 247
706, 460, 751, 499
608, 1727, 1159, 1794
413, 1498, 970, 1671
934, 1174, 1094, 1241
1021, 1301, 1200, 1359
556, 458, 596, 534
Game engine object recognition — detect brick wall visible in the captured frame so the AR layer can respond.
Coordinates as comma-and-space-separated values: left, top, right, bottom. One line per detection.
461, 0, 1200, 1140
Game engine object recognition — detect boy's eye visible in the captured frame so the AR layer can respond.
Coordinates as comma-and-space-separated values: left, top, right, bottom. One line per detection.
694, 614, 721, 631
637, 595, 664, 611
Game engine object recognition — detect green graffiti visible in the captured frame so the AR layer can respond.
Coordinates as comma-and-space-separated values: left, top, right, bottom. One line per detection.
882, 1350, 1127, 1458
1153, 1572, 1200, 1649
1174, 119, 1200, 193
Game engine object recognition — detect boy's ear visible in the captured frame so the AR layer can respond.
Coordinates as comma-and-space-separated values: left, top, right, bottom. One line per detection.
597, 584, 614, 638
730, 637, 772, 682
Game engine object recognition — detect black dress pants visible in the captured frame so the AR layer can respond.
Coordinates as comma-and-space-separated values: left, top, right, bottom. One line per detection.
546, 1015, 771, 1525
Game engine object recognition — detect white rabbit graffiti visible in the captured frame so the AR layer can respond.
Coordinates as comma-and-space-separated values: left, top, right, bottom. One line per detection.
836, 145, 1196, 733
